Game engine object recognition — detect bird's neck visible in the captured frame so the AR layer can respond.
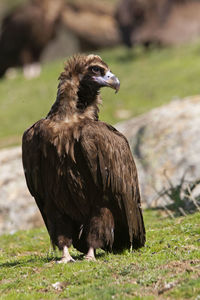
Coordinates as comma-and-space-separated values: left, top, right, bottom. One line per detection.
46, 82, 101, 122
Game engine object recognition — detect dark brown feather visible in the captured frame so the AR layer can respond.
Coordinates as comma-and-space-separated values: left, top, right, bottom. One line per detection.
0, 0, 63, 77
22, 54, 145, 255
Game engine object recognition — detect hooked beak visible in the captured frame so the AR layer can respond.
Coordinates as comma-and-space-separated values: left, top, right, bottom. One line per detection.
93, 70, 120, 93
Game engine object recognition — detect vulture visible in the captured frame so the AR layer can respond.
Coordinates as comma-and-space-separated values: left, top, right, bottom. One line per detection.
116, 0, 200, 49
0, 0, 63, 78
22, 54, 145, 262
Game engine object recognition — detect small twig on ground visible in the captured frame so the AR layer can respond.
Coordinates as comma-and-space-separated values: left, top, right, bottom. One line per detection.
186, 185, 200, 212
161, 195, 175, 218
178, 207, 187, 216
158, 281, 178, 295
161, 204, 175, 219
154, 169, 200, 216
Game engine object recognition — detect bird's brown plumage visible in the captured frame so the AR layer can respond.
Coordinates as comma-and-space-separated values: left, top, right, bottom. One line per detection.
22, 54, 145, 260
0, 0, 63, 78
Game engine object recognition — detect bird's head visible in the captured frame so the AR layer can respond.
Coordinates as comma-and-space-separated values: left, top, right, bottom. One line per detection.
59, 54, 120, 95
52, 54, 120, 121
78, 54, 120, 93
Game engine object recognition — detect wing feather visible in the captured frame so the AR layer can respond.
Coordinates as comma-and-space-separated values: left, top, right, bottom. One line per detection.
22, 122, 49, 229
80, 121, 145, 248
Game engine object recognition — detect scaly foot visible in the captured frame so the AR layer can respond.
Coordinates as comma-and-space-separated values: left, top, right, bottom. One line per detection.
84, 247, 96, 261
57, 246, 75, 264
57, 256, 75, 264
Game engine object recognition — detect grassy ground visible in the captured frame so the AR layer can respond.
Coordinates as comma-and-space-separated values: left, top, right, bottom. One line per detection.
0, 210, 199, 299
1, 43, 200, 147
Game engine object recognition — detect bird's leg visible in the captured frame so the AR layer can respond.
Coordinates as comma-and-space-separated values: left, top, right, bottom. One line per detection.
57, 246, 75, 263
85, 247, 96, 261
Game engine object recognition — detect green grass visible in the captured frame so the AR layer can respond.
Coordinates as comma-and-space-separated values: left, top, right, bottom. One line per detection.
0, 210, 199, 299
1, 43, 200, 147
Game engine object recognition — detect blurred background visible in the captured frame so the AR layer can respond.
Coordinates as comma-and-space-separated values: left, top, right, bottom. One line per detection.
0, 0, 200, 233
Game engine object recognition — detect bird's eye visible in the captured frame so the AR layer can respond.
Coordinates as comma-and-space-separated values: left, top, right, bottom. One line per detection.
91, 66, 100, 73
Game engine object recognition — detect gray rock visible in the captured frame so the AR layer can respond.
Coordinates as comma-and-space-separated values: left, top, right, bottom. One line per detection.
0, 147, 43, 235
116, 95, 200, 206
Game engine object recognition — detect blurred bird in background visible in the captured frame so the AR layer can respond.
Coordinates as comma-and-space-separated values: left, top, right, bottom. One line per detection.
116, 0, 200, 49
1, 0, 200, 80
0, 0, 63, 79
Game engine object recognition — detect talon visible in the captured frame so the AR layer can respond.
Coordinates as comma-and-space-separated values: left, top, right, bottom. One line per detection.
85, 255, 96, 261
57, 257, 75, 264
57, 246, 75, 263
85, 247, 96, 261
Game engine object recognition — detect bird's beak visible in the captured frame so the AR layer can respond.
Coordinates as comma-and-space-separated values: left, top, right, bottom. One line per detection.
93, 70, 120, 93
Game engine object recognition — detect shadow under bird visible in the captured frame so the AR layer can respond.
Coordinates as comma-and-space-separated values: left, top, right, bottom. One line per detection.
22, 54, 145, 262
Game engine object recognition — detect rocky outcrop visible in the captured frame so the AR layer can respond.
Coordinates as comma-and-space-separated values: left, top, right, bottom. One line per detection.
0, 147, 43, 235
116, 95, 200, 206
61, 0, 120, 51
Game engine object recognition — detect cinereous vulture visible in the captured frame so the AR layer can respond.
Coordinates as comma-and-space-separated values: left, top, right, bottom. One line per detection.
22, 54, 145, 262
0, 0, 63, 78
